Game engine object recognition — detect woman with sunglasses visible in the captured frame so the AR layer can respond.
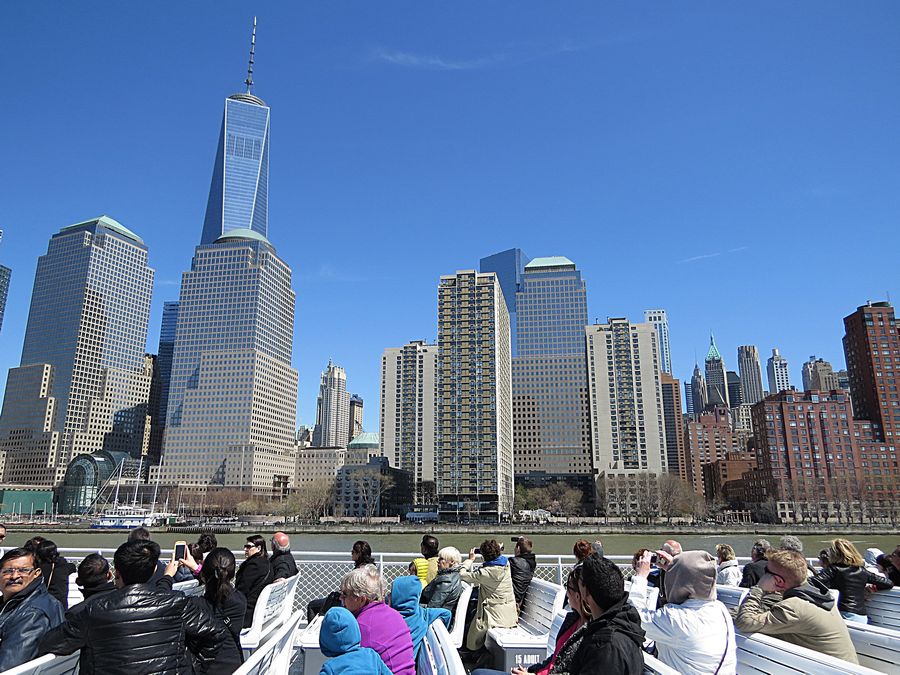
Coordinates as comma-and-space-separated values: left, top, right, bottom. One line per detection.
235, 534, 272, 625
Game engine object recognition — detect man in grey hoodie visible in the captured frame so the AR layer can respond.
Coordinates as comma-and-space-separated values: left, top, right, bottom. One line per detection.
735, 549, 858, 664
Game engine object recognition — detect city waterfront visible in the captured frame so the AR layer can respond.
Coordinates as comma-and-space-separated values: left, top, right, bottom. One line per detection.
7, 530, 897, 558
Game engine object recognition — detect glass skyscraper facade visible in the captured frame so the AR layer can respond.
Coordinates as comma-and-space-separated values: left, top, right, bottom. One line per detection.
0, 216, 154, 485
200, 93, 270, 245
479, 248, 529, 357
0, 264, 9, 333
512, 256, 591, 476
149, 300, 179, 462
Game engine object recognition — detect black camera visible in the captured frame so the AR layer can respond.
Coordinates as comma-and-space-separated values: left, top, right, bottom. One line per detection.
474, 548, 481, 555
650, 553, 659, 564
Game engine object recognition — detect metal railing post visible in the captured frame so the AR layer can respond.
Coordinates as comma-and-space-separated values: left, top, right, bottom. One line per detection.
557, 556, 563, 584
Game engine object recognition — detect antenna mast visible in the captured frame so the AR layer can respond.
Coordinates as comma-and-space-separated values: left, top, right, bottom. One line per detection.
245, 17, 257, 93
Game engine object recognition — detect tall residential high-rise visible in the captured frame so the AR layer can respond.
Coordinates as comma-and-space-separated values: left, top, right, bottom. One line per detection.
148, 301, 179, 462
684, 380, 694, 418
843, 302, 900, 439
513, 257, 591, 476
380, 341, 437, 500
479, 248, 529, 357
689, 363, 707, 419
0, 216, 154, 485
660, 373, 684, 477
586, 318, 667, 516
312, 361, 350, 448
766, 348, 791, 394
644, 309, 672, 374
0, 230, 10, 333
705, 334, 729, 408
801, 355, 841, 392
436, 271, 513, 521
349, 394, 364, 442
200, 21, 269, 246
160, 36, 297, 494
726, 371, 742, 408
737, 345, 765, 405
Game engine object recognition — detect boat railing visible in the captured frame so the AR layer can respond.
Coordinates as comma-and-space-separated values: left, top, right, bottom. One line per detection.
55, 548, 768, 619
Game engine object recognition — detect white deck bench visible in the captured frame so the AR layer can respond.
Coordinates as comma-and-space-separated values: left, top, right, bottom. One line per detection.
65, 574, 83, 609
717, 585, 749, 612
448, 582, 473, 649
846, 621, 900, 674
867, 588, 900, 629
418, 619, 466, 675
485, 578, 566, 671
0, 652, 81, 675
234, 611, 302, 675
295, 613, 327, 675
240, 578, 294, 655
172, 579, 205, 596
736, 632, 883, 674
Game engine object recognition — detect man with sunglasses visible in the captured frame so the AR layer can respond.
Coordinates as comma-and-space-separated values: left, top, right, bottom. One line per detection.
0, 547, 64, 670
734, 549, 858, 664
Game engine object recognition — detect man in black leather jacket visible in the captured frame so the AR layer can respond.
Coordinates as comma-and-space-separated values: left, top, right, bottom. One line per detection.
0, 547, 64, 670
270, 532, 299, 581
509, 536, 536, 608
740, 539, 771, 588
38, 540, 227, 674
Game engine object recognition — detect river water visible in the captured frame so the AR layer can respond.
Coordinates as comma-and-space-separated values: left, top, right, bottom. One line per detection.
8, 530, 898, 559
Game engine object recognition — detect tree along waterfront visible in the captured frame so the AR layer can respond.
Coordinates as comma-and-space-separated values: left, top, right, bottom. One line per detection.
6, 531, 898, 557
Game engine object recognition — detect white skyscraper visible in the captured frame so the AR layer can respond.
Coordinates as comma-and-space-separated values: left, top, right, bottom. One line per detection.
643, 309, 672, 374
767, 348, 791, 394
312, 361, 350, 447
380, 341, 437, 500
586, 318, 667, 516
436, 270, 513, 522
737, 345, 765, 405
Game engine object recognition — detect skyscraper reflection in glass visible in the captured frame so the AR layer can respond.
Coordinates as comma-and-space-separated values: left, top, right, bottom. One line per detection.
200, 93, 270, 245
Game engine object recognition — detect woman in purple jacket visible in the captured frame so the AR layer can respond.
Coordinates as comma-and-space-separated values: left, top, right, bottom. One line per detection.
340, 564, 415, 675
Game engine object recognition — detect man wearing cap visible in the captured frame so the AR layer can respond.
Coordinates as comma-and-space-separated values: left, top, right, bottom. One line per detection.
270, 532, 299, 581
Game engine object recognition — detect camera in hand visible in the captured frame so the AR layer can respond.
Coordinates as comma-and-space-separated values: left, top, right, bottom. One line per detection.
650, 553, 659, 564
474, 548, 481, 555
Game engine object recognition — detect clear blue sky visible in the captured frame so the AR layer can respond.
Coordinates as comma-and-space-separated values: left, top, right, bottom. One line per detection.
2, 3, 899, 428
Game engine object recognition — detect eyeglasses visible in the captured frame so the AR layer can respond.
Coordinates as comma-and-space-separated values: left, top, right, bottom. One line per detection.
243, 544, 255, 549
764, 566, 785, 584
1, 567, 36, 577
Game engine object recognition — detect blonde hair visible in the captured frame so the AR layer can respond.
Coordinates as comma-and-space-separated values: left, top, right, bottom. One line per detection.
828, 538, 864, 567
438, 546, 461, 567
716, 544, 736, 562
340, 563, 384, 601
767, 549, 808, 587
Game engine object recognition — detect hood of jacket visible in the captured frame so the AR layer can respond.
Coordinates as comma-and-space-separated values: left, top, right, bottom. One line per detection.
390, 575, 429, 647
585, 592, 645, 648
513, 552, 537, 572
665, 550, 717, 604
81, 580, 117, 599
784, 577, 834, 611
718, 558, 739, 571
320, 607, 362, 658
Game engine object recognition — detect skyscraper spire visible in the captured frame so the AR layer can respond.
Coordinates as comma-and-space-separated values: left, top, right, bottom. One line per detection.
245, 16, 257, 93
706, 332, 722, 361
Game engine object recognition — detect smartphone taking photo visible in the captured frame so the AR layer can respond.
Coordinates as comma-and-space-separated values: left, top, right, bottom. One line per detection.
173, 540, 187, 562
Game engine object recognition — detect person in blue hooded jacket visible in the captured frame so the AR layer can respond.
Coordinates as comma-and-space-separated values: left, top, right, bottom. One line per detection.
319, 607, 392, 675
389, 575, 452, 657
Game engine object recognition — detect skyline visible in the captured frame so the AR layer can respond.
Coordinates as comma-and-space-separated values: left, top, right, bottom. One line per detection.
2, 4, 899, 428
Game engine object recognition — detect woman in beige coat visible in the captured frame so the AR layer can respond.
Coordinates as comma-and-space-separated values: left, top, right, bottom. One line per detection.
459, 539, 518, 651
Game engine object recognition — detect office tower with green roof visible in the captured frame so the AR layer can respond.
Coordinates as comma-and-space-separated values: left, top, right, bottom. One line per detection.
512, 256, 592, 479
0, 216, 154, 485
